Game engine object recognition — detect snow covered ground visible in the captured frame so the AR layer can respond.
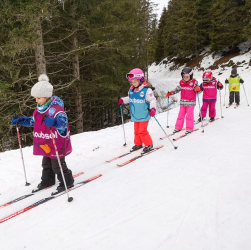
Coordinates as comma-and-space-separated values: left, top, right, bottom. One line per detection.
1, 48, 251, 250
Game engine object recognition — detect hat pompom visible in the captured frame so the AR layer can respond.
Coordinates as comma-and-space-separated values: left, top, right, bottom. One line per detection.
38, 74, 49, 82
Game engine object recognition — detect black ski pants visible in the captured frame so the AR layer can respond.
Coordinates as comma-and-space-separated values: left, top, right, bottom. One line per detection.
229, 91, 240, 105
41, 157, 74, 186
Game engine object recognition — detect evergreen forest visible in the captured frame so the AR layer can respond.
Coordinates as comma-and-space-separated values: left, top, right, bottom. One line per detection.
0, 0, 157, 151
155, 0, 250, 63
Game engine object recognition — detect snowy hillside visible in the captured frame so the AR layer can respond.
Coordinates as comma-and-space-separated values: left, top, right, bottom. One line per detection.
1, 47, 251, 249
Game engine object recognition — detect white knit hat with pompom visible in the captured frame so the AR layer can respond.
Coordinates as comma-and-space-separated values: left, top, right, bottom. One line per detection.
31, 74, 53, 97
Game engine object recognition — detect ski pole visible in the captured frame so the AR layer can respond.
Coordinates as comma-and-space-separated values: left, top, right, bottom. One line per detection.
151, 114, 177, 149
13, 111, 30, 186
242, 84, 250, 106
224, 81, 227, 106
118, 93, 127, 146
43, 115, 73, 202
167, 97, 170, 128
196, 93, 205, 133
218, 89, 224, 118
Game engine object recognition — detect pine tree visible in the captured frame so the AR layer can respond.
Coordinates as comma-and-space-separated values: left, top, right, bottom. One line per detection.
210, 0, 247, 51
155, 7, 167, 63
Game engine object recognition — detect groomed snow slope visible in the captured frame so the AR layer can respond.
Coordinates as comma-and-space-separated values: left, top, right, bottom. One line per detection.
1, 49, 251, 249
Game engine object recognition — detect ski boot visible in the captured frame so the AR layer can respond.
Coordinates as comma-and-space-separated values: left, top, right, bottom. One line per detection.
130, 145, 143, 152
173, 129, 181, 134
197, 117, 204, 123
32, 180, 55, 193
184, 130, 193, 136
56, 182, 74, 193
52, 170, 74, 195
141, 144, 153, 155
209, 117, 215, 122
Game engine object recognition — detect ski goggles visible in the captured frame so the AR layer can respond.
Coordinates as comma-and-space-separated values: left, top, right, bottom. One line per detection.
181, 69, 193, 77
126, 73, 144, 79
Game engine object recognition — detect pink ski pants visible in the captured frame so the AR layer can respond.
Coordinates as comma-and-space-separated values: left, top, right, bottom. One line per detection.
199, 102, 216, 118
175, 106, 195, 131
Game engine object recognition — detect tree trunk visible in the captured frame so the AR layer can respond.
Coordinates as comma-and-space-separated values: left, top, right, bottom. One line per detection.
73, 33, 84, 133
34, 19, 46, 75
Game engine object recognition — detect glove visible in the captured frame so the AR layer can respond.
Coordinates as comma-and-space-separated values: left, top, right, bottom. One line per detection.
149, 108, 156, 117
117, 98, 123, 105
12, 117, 22, 125
225, 79, 229, 84
11, 116, 29, 125
44, 116, 57, 127
240, 79, 244, 84
218, 82, 223, 90
166, 91, 173, 97
195, 86, 201, 92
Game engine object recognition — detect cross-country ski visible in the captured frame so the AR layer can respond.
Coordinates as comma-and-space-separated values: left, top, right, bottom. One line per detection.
117, 146, 164, 167
0, 172, 84, 210
0, 175, 102, 224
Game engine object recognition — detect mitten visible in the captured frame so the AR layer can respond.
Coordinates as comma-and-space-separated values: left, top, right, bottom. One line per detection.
166, 91, 173, 97
195, 86, 201, 92
218, 82, 223, 90
44, 116, 57, 127
149, 108, 156, 117
117, 98, 123, 105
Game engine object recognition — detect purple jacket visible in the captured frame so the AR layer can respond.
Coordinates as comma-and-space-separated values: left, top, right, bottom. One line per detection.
33, 104, 72, 159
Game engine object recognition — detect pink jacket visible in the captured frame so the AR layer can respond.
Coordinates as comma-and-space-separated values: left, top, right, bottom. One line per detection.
201, 80, 217, 100
172, 79, 198, 106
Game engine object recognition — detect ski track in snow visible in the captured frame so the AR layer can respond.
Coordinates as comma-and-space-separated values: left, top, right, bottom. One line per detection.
1, 69, 251, 249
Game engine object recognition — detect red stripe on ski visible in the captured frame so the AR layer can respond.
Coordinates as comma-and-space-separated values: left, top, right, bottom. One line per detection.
86, 174, 102, 182
0, 174, 102, 224
106, 148, 142, 163
106, 153, 131, 163
117, 146, 164, 167
73, 172, 84, 178
173, 128, 199, 141
0, 206, 35, 224
202, 118, 219, 127
0, 172, 84, 209
160, 129, 185, 140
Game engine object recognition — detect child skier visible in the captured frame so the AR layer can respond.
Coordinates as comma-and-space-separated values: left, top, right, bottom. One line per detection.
117, 68, 156, 154
12, 74, 74, 193
166, 67, 200, 134
197, 71, 223, 123
225, 68, 244, 107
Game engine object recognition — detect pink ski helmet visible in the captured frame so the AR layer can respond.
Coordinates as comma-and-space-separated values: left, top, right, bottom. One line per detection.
126, 68, 145, 84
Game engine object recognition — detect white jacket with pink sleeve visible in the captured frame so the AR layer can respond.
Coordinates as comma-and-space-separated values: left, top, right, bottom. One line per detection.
122, 81, 156, 109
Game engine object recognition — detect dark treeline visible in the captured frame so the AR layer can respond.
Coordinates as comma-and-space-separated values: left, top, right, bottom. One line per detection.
155, 0, 250, 63
0, 0, 157, 151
